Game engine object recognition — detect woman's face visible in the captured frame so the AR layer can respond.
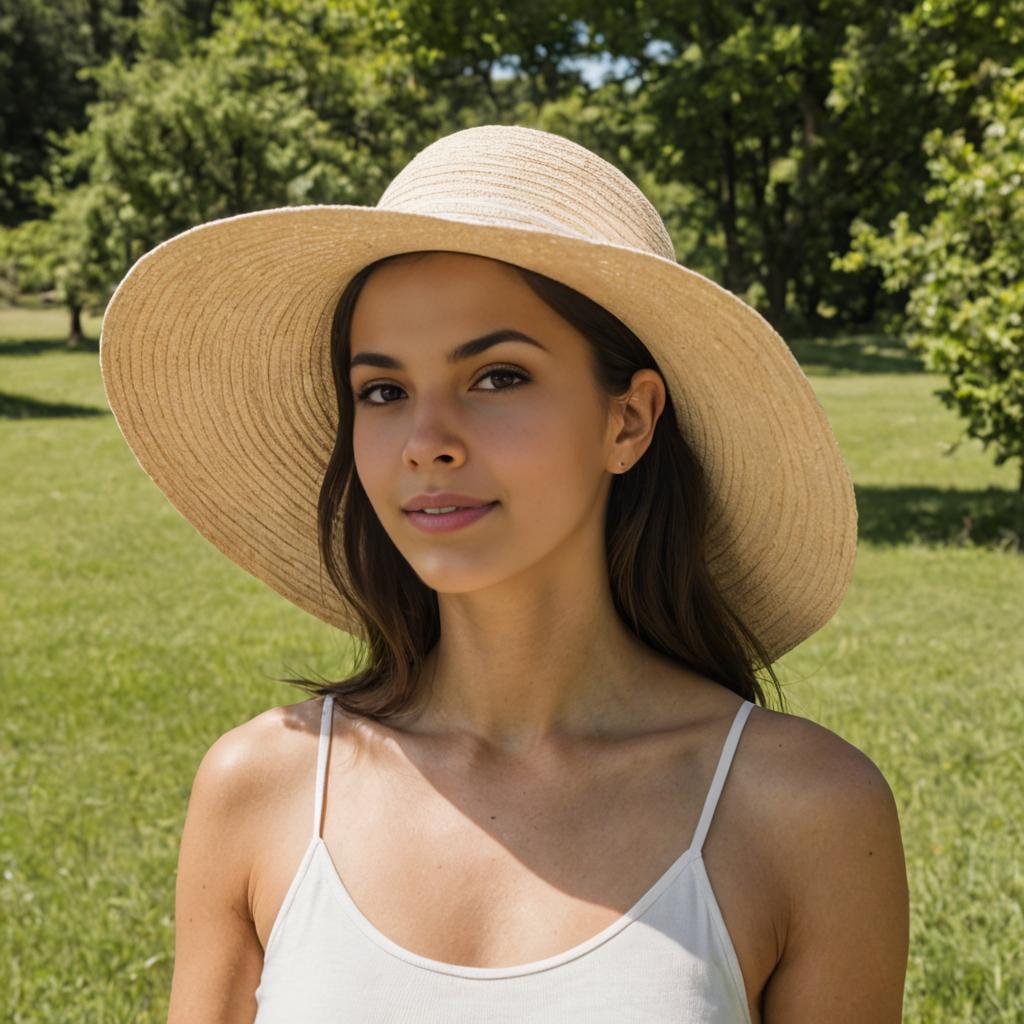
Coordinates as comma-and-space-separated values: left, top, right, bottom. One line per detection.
348, 251, 628, 594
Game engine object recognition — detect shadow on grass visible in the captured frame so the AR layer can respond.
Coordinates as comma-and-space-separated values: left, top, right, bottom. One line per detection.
0, 336, 99, 356
0, 390, 108, 419
788, 334, 927, 375
856, 483, 1024, 552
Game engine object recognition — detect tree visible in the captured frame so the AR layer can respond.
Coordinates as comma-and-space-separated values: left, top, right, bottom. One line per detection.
569, 0, 1023, 334
397, 1, 591, 120
0, 180, 119, 346
0, 0, 230, 227
837, 64, 1024, 495
2, 48, 356, 342
3, 0, 435, 341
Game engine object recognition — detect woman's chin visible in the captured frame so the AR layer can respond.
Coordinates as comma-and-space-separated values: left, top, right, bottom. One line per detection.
409, 557, 516, 598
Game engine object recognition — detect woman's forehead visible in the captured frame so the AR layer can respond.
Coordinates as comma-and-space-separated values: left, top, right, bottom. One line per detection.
358, 250, 523, 299
351, 257, 578, 361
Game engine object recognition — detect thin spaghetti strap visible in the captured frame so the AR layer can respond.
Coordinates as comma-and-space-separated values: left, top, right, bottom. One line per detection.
312, 695, 334, 841
689, 700, 754, 855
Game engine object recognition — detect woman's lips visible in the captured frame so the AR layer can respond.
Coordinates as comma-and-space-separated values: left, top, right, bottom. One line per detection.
403, 501, 499, 533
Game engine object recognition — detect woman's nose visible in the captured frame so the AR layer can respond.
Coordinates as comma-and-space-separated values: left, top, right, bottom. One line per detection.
399, 395, 468, 468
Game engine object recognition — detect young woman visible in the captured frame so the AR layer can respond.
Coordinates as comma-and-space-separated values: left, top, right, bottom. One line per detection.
100, 124, 909, 1023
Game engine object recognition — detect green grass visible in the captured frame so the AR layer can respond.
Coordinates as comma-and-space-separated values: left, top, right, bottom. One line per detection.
2, 312, 1022, 1022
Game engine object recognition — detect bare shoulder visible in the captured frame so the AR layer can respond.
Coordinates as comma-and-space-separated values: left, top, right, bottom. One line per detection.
200, 697, 324, 781
741, 703, 899, 816
739, 703, 905, 892
741, 703, 909, 1022
179, 697, 326, 877
193, 697, 333, 838
167, 697, 327, 1022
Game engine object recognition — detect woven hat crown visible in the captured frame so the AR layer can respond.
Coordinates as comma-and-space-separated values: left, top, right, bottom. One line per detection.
376, 125, 677, 262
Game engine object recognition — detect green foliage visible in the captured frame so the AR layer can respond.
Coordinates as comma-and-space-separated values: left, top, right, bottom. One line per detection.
399, 0, 590, 117
73, 51, 354, 227
837, 66, 1024, 493
1, 55, 344, 316
0, 0, 130, 224
0, 0, 435, 320
0, 0, 229, 226
0, 185, 114, 315
5, 0, 1023, 332
133, 0, 234, 61
4, 0, 1024, 492
578, 0, 1024, 334
204, 0, 434, 189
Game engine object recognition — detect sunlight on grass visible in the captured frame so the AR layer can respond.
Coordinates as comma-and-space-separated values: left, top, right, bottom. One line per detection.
2, 315, 1021, 1021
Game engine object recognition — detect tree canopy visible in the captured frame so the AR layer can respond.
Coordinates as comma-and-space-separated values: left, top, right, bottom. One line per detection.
1, 0, 1021, 489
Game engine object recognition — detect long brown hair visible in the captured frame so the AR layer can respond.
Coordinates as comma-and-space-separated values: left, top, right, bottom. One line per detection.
275, 250, 787, 718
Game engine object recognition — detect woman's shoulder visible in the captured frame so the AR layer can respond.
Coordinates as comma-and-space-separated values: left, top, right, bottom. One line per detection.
735, 703, 909, 1012
737, 700, 905, 940
641, 668, 898, 871
675, 674, 891, 803
189, 697, 338, 823
742, 701, 896, 813
738, 701, 898, 849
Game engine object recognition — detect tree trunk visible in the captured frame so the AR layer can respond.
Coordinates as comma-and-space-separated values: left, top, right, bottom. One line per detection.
67, 302, 84, 349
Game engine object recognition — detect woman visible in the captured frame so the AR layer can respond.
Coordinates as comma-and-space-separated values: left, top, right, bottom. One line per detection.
100, 124, 909, 1023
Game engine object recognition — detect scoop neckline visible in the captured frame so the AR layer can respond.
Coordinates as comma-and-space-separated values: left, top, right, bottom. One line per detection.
312, 834, 704, 979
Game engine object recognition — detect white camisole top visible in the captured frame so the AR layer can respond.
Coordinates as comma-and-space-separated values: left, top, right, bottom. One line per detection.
253, 695, 756, 1023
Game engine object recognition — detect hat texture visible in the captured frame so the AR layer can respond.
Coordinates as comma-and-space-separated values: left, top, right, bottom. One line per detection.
99, 123, 858, 663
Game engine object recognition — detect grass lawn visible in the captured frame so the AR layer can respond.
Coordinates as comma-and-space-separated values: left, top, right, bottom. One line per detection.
1, 308, 1022, 1022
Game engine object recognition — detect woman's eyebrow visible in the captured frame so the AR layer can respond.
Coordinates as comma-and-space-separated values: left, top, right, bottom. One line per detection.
349, 329, 547, 371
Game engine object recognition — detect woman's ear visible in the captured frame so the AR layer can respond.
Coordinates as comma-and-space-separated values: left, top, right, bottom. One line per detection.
609, 370, 666, 470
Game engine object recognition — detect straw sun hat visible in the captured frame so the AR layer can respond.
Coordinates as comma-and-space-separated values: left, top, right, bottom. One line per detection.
99, 123, 858, 664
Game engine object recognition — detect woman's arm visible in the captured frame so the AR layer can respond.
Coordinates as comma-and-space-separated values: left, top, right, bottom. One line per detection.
167, 726, 266, 1024
762, 736, 910, 1022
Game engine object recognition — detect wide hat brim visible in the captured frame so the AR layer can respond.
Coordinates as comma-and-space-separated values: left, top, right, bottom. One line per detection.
99, 203, 858, 665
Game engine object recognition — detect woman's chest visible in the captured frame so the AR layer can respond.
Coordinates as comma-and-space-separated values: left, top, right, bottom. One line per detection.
251, 725, 782, 1022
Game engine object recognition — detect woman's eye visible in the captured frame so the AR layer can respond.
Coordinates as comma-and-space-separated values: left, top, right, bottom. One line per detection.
476, 368, 530, 392
354, 367, 531, 406
355, 383, 402, 405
